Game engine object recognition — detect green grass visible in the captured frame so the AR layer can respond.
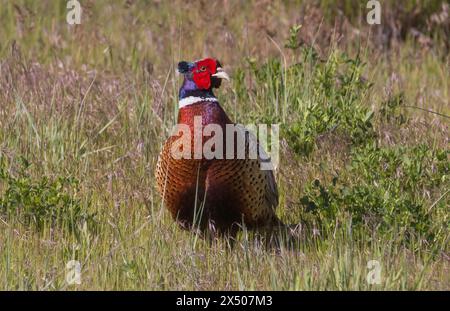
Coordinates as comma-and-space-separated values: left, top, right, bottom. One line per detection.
0, 1, 448, 290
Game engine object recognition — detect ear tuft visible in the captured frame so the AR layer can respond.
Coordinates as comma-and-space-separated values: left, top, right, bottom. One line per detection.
177, 61, 191, 74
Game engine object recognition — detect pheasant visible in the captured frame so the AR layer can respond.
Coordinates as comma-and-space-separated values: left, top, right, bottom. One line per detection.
156, 58, 283, 238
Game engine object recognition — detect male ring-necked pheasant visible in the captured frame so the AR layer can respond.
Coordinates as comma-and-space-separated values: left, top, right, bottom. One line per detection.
156, 58, 283, 238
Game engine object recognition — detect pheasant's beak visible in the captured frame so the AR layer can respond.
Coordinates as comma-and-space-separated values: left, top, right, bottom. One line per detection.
212, 67, 230, 81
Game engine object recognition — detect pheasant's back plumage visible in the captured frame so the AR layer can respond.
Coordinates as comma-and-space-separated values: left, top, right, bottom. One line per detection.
156, 100, 280, 234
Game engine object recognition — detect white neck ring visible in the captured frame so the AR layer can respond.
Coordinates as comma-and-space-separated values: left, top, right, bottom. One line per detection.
178, 96, 218, 109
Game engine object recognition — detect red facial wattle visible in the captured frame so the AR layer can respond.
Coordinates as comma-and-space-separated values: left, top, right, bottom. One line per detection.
192, 58, 217, 90
192, 70, 211, 89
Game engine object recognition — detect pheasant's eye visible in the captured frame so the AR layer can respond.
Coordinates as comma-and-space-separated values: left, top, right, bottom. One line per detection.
199, 66, 207, 72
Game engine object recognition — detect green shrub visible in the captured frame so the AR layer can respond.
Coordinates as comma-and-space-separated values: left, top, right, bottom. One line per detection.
239, 48, 375, 156
300, 143, 449, 243
0, 157, 96, 235
284, 51, 375, 156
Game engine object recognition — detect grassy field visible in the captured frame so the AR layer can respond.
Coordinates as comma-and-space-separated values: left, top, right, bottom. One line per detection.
0, 1, 448, 290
